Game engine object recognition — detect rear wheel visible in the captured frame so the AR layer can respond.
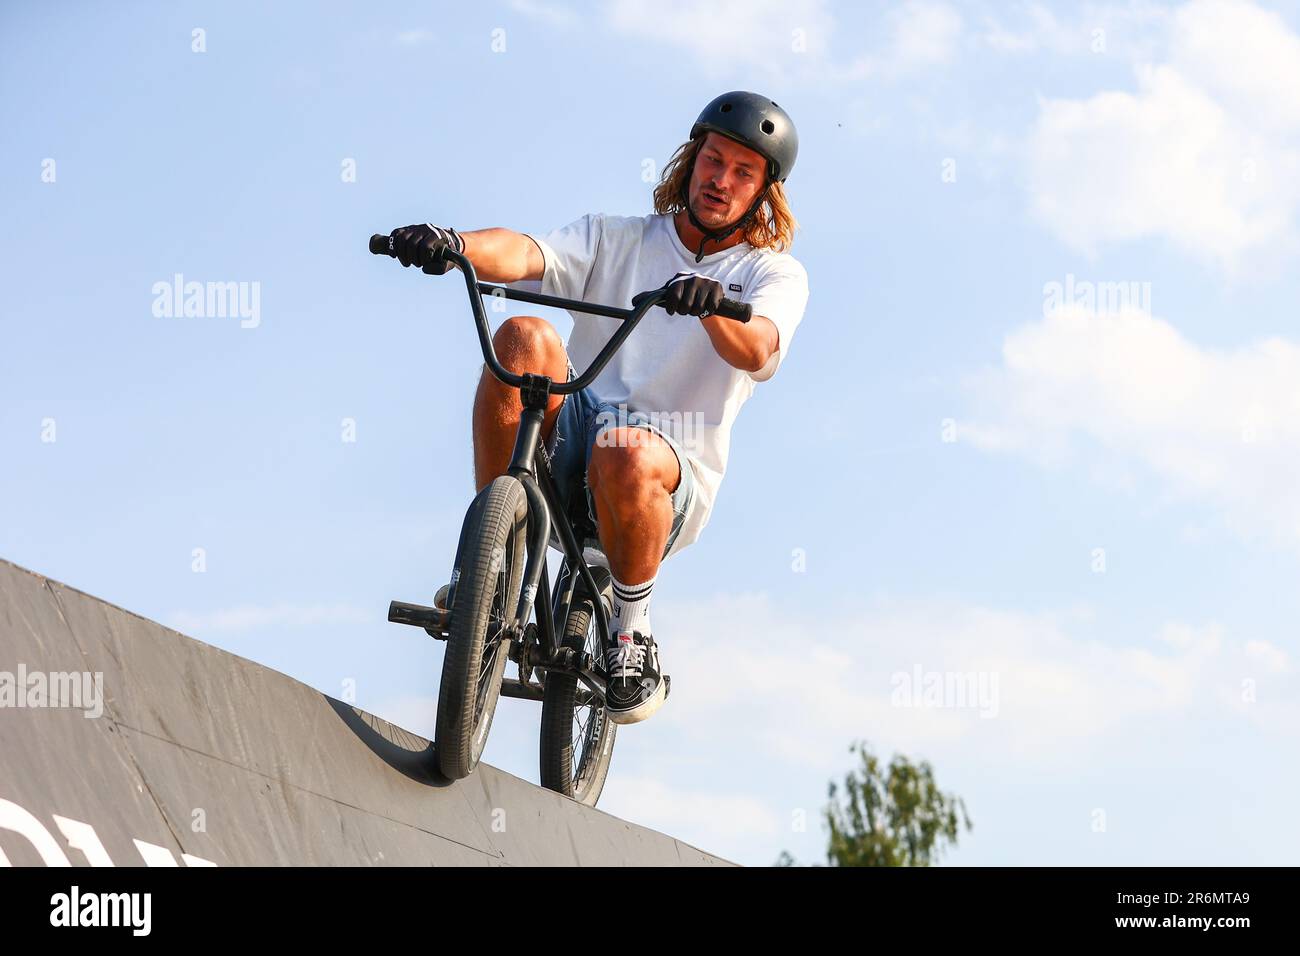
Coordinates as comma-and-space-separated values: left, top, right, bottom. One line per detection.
540, 565, 617, 806
435, 475, 527, 780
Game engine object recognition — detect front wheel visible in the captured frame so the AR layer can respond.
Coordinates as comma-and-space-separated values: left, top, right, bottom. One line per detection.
435, 475, 527, 780
539, 566, 617, 806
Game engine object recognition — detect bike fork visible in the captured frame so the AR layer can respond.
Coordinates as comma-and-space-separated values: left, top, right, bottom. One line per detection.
504, 374, 610, 663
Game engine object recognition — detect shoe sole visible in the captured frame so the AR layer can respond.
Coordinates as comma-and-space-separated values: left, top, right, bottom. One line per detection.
605, 676, 667, 725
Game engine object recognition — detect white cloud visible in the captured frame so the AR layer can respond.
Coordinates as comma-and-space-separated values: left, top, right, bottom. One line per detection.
982, 18, 1040, 54
169, 603, 371, 634
1169, 0, 1300, 132
603, 0, 961, 85
839, 1, 963, 81
887, 1, 964, 71
1244, 639, 1291, 674
651, 589, 1297, 777
508, 0, 579, 29
964, 304, 1300, 546
605, 0, 835, 79
394, 29, 434, 47
1027, 0, 1300, 271
980, 1, 1173, 58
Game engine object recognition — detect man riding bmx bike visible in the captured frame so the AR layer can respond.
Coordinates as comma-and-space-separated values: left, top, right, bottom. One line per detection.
383, 91, 810, 726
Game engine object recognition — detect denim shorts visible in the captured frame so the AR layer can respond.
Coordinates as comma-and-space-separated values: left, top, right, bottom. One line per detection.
542, 362, 697, 562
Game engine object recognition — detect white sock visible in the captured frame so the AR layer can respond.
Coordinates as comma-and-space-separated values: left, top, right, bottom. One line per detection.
610, 571, 656, 639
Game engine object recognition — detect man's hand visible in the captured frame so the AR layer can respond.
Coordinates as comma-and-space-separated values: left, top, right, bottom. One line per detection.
663, 271, 725, 317
388, 224, 465, 275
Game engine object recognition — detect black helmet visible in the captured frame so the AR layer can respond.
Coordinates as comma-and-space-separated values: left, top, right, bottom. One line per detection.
690, 91, 798, 183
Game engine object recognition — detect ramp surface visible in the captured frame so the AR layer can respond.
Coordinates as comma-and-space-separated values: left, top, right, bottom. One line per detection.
0, 558, 732, 866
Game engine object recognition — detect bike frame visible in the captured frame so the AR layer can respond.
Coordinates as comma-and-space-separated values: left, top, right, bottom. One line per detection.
443, 248, 672, 700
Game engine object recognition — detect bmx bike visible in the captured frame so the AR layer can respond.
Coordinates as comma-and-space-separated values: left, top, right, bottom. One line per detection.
369, 232, 751, 806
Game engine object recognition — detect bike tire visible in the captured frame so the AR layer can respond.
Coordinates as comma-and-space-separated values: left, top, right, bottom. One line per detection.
435, 475, 527, 780
539, 566, 617, 806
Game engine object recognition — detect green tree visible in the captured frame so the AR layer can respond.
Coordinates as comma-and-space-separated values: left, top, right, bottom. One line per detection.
779, 740, 972, 867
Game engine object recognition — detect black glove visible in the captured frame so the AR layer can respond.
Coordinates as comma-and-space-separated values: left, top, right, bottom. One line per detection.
387, 224, 465, 275
662, 271, 725, 317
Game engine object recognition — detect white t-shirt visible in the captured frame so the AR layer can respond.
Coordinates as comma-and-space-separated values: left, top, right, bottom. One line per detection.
513, 212, 809, 556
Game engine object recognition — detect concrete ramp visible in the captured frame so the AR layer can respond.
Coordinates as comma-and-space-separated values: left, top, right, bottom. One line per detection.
0, 558, 732, 867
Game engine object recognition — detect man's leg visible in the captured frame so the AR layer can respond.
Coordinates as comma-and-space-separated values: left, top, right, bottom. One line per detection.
472, 315, 569, 492
587, 427, 680, 585
587, 427, 681, 723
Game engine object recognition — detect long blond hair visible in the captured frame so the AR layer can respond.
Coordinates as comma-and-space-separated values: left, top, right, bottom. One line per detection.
652, 136, 797, 253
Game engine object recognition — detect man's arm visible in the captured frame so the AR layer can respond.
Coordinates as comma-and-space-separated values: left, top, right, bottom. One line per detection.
661, 273, 780, 373
699, 313, 780, 373
458, 228, 545, 283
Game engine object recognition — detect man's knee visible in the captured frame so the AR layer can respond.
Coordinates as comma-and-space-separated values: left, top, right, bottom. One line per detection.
588, 435, 675, 506
492, 315, 565, 374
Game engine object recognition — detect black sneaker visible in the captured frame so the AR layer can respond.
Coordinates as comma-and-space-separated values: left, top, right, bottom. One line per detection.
603, 630, 667, 725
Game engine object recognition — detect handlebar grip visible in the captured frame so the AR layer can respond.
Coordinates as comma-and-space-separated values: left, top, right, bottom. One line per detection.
715, 297, 752, 323
630, 289, 751, 322
370, 232, 457, 272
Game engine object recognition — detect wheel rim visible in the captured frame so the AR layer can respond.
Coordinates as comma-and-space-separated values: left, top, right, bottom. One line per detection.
570, 603, 607, 789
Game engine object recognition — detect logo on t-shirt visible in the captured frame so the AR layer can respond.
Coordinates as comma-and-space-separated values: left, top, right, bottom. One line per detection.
728, 283, 742, 293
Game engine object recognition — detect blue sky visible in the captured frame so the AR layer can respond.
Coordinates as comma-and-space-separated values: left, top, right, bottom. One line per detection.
3, 0, 1299, 866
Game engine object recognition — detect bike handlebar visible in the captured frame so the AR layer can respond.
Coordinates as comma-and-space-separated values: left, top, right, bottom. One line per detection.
368, 232, 752, 395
